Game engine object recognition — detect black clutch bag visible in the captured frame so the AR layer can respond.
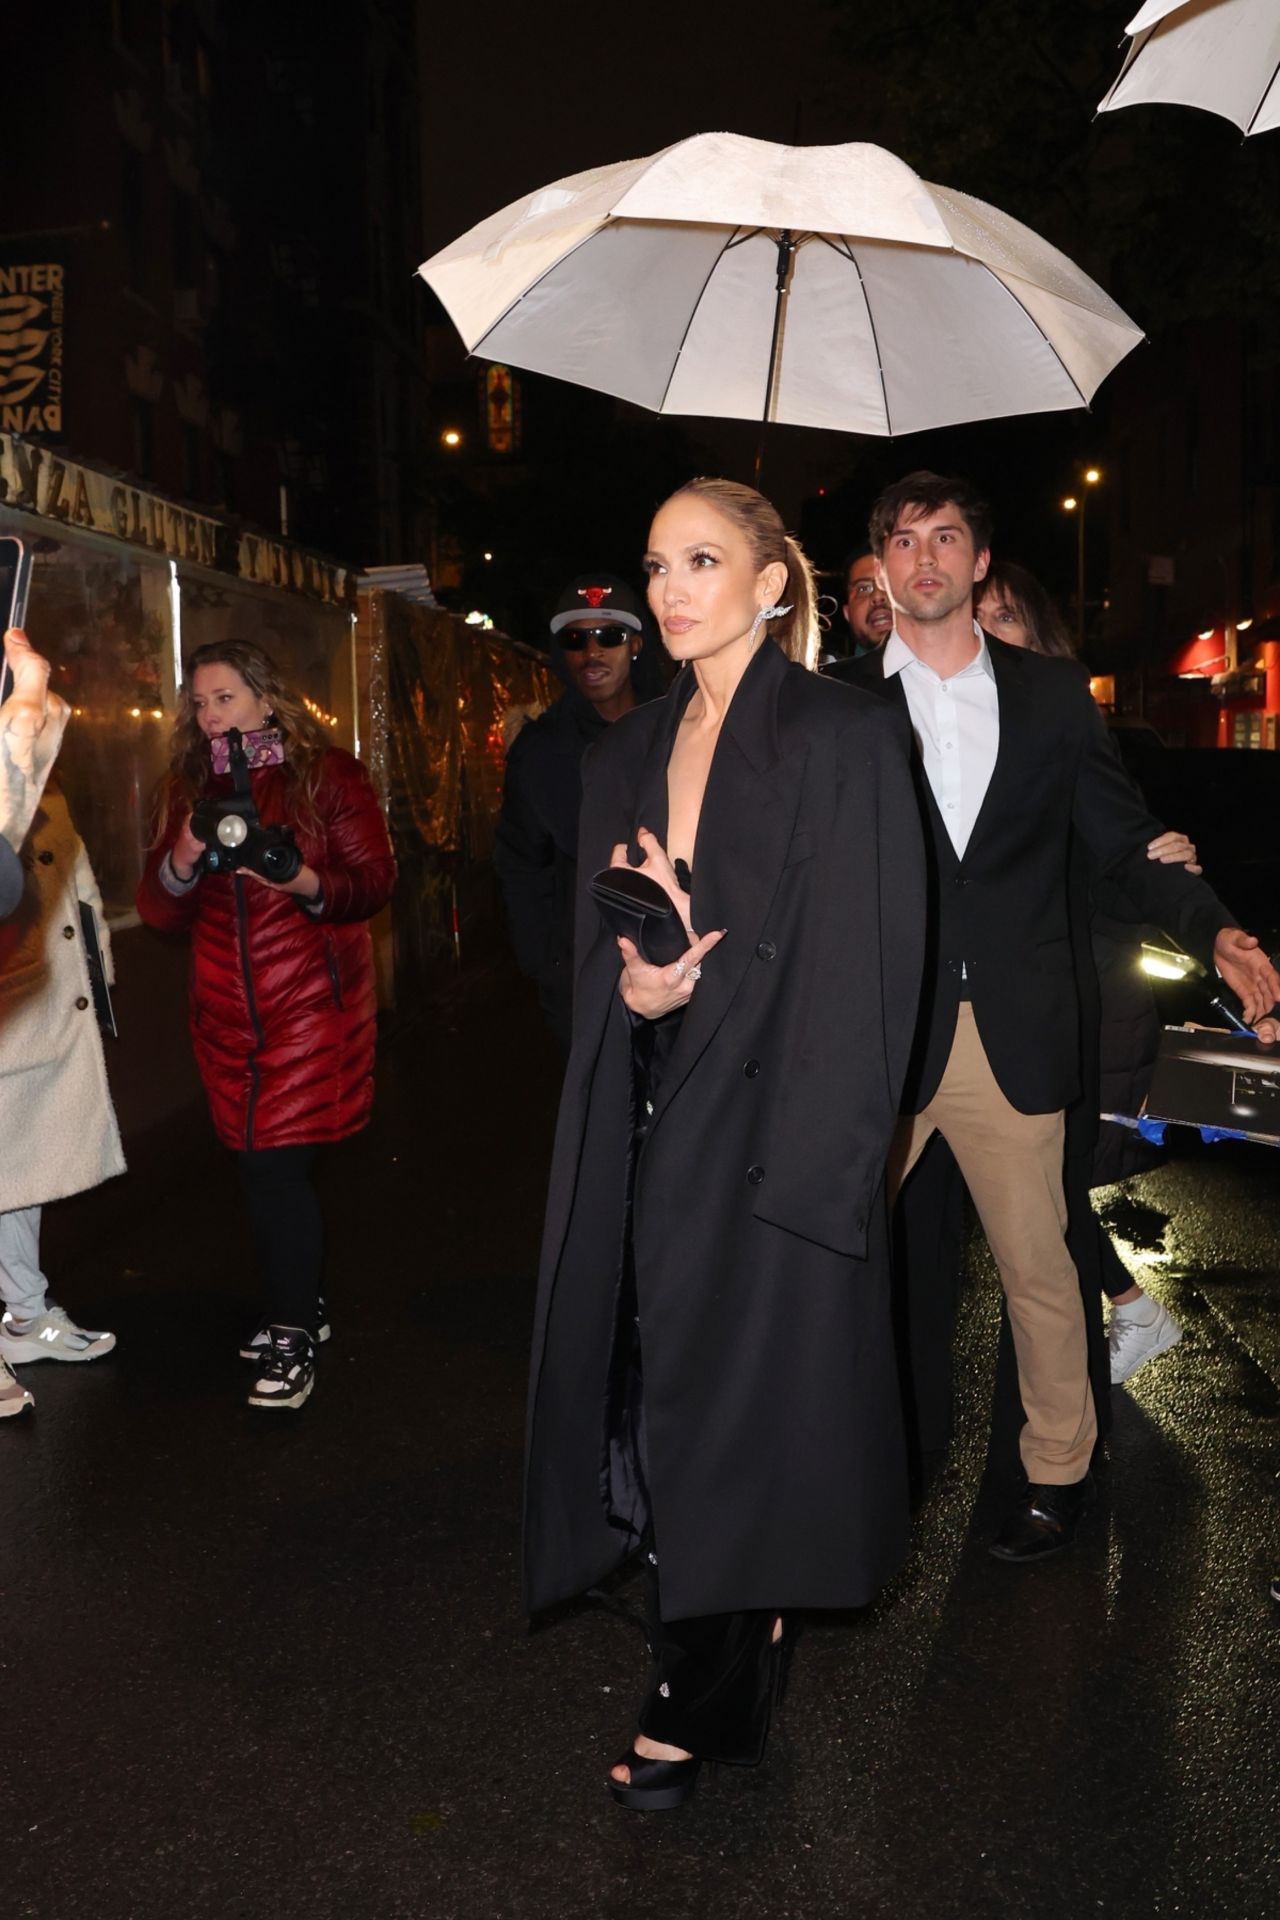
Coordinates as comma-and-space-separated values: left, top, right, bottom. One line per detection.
589, 865, 689, 966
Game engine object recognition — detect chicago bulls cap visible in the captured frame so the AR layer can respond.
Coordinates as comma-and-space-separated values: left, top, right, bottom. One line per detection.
549, 571, 645, 635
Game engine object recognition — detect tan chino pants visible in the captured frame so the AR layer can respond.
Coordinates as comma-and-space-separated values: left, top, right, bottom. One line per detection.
889, 1004, 1096, 1485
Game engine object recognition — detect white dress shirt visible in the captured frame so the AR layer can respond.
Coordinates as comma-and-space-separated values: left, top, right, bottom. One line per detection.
882, 624, 999, 859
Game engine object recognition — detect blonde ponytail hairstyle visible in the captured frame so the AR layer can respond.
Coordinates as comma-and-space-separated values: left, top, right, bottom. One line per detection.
668, 476, 820, 670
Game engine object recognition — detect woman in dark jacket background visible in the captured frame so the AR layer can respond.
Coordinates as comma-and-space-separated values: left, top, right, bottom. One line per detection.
137, 640, 395, 1410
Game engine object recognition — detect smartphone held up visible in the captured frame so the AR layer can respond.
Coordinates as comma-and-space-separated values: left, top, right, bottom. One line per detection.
0, 535, 34, 705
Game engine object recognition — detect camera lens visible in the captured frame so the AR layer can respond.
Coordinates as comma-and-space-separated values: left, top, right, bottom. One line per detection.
260, 840, 302, 882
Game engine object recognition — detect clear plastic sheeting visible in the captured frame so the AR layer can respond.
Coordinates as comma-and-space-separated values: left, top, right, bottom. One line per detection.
176, 566, 355, 753
364, 589, 552, 980
0, 503, 544, 977
5, 516, 174, 921
0, 507, 361, 928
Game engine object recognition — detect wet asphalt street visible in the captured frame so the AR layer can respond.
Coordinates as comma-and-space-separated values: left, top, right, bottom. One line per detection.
5, 965, 1279, 1920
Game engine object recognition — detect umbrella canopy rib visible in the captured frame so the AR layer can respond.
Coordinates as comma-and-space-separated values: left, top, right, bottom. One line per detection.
1248, 53, 1280, 130
986, 273, 1091, 410
658, 226, 745, 414
821, 235, 893, 438
468, 226, 602, 360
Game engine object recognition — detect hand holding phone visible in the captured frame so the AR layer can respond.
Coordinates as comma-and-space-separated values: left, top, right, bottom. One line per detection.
1, 627, 55, 781
0, 536, 33, 705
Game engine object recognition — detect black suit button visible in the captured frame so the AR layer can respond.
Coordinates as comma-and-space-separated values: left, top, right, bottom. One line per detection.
755, 940, 777, 962
38, 850, 54, 866
954, 876, 969, 888
747, 1165, 765, 1186
743, 1059, 761, 1078
853, 1215, 865, 1234
75, 996, 89, 1011
62, 925, 75, 939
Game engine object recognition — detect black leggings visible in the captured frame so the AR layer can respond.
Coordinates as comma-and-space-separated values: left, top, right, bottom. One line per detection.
237, 1144, 323, 1334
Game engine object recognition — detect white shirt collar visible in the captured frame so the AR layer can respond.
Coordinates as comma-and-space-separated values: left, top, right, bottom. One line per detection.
883, 621, 994, 684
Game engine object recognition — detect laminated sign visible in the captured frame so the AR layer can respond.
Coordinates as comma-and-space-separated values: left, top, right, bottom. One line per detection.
0, 261, 64, 436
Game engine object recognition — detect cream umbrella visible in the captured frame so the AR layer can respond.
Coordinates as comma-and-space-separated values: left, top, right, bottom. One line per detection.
419, 133, 1142, 454
1098, 0, 1280, 136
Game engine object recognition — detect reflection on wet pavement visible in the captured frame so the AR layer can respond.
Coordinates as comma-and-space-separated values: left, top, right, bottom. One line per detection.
4, 982, 1277, 1920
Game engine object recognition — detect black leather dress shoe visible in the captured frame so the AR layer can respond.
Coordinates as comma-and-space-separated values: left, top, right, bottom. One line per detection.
988, 1474, 1095, 1563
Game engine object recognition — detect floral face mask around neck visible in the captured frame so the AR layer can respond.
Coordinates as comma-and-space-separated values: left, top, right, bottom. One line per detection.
209, 726, 285, 776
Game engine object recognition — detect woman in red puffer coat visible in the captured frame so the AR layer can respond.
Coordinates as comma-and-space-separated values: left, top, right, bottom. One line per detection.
137, 639, 395, 1411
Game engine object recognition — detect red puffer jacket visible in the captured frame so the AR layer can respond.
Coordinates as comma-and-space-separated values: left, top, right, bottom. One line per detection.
137, 749, 396, 1152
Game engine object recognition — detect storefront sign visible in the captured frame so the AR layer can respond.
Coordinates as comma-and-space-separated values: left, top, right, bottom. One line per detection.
484, 363, 520, 455
0, 261, 64, 436
0, 430, 353, 606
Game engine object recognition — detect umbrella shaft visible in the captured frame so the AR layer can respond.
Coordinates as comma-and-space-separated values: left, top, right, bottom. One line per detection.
755, 230, 796, 487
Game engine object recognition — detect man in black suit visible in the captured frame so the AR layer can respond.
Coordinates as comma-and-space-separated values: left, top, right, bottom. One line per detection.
847, 470, 1280, 1561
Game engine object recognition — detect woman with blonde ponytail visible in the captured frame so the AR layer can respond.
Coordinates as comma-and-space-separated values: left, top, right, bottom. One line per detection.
523, 477, 928, 1810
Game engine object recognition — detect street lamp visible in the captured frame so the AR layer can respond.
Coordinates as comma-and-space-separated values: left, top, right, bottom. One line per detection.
1061, 467, 1102, 651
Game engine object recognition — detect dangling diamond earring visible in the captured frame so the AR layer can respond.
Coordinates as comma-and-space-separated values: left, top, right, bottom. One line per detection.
750, 603, 794, 644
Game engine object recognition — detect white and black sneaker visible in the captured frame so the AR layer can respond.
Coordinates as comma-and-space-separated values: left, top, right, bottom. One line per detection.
247, 1328, 316, 1410
240, 1300, 330, 1362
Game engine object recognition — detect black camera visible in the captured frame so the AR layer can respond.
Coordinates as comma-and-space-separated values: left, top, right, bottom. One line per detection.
190, 728, 303, 882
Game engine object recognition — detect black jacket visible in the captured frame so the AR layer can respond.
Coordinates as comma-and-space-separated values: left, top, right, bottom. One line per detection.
843, 637, 1236, 1114
494, 631, 668, 1048
524, 640, 926, 1619
492, 688, 607, 1047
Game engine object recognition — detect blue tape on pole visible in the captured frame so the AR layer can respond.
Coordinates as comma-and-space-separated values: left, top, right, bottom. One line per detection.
1198, 1125, 1249, 1144
1135, 1117, 1168, 1145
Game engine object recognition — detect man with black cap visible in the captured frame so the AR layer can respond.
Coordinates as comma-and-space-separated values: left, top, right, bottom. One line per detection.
494, 571, 649, 1052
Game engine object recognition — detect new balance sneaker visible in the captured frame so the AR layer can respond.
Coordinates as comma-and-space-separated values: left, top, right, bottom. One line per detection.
0, 1355, 33, 1417
0, 1305, 116, 1364
239, 1300, 331, 1361
246, 1328, 315, 1410
1108, 1297, 1183, 1385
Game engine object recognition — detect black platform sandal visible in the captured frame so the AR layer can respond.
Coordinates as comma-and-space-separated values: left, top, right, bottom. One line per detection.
607, 1745, 703, 1812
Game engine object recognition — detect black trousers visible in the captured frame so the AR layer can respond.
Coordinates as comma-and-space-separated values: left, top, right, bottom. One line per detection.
1096, 1218, 1137, 1300
894, 1132, 968, 1457
636, 1551, 779, 1766
237, 1144, 323, 1333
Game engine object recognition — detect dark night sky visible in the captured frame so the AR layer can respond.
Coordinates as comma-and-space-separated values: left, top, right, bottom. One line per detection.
419, 0, 855, 255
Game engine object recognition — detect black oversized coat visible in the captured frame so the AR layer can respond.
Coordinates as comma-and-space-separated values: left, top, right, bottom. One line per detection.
523, 640, 926, 1621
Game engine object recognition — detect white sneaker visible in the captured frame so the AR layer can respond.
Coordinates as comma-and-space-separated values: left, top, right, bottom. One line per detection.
1108, 1299, 1182, 1385
0, 1305, 116, 1364
0, 1355, 33, 1417
239, 1303, 331, 1362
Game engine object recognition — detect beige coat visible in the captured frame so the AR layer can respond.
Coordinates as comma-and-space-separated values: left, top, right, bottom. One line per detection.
0, 784, 126, 1211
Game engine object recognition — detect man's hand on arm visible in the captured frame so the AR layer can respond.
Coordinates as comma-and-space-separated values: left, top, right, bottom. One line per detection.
1212, 927, 1280, 1026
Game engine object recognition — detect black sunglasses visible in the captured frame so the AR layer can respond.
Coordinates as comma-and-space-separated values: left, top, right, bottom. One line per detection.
560, 626, 632, 650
